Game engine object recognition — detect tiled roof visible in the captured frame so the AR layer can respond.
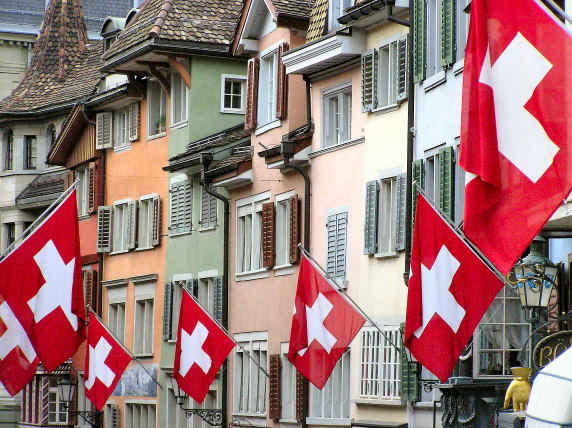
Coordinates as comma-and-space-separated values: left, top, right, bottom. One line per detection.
207, 147, 253, 176
15, 170, 66, 206
306, 0, 328, 41
103, 0, 243, 61
273, 0, 314, 19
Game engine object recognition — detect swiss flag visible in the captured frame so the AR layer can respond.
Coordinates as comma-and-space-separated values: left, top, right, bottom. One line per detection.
288, 256, 365, 389
405, 194, 504, 382
173, 290, 234, 404
84, 312, 131, 410
460, 0, 572, 275
0, 189, 86, 374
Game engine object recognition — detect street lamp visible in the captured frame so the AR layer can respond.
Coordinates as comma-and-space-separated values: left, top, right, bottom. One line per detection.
56, 377, 103, 428
170, 376, 223, 426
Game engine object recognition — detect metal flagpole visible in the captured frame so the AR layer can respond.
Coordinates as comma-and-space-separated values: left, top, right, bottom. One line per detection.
0, 180, 79, 261
88, 309, 163, 389
296, 244, 407, 361
181, 288, 269, 378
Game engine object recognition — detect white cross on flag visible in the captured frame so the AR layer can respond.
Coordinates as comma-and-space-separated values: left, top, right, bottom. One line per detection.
84, 312, 131, 410
173, 290, 234, 404
404, 194, 504, 382
288, 256, 365, 389
460, 0, 572, 275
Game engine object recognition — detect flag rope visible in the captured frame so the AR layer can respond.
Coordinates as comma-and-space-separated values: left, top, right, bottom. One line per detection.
297, 244, 409, 361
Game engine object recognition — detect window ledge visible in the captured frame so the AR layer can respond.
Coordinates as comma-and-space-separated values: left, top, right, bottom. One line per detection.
221, 109, 245, 115
274, 264, 294, 276
309, 137, 365, 159
169, 230, 192, 238
255, 119, 281, 136
423, 70, 446, 92
374, 251, 398, 259
109, 250, 129, 255
147, 132, 167, 141
113, 144, 132, 153
199, 225, 217, 232
306, 417, 351, 426
372, 103, 400, 115
453, 58, 464, 75
235, 268, 269, 282
171, 121, 188, 130
413, 401, 441, 409
134, 353, 153, 358
135, 246, 154, 252
352, 398, 404, 406
232, 414, 267, 427
78, 214, 91, 221
279, 418, 299, 424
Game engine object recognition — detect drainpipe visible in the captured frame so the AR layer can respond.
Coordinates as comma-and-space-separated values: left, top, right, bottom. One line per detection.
199, 152, 230, 428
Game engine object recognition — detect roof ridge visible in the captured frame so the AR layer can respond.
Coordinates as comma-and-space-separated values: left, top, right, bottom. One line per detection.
149, 0, 174, 37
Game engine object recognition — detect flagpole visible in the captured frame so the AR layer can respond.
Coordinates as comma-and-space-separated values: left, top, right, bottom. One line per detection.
0, 180, 79, 261
297, 244, 407, 361
88, 309, 163, 389
181, 288, 269, 378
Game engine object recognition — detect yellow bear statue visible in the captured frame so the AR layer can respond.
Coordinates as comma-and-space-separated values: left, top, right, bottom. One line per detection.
503, 367, 532, 412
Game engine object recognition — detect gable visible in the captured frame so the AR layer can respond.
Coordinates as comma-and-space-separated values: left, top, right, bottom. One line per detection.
236, 0, 277, 54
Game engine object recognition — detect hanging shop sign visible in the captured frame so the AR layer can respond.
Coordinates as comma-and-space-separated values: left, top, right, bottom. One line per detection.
533, 330, 572, 370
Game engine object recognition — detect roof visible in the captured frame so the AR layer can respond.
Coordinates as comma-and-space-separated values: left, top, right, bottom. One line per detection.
102, 0, 243, 61
306, 0, 328, 41
272, 0, 314, 19
207, 147, 253, 177
15, 170, 65, 208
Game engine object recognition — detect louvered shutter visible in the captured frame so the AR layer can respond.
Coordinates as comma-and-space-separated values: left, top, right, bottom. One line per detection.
40, 376, 49, 425
361, 49, 378, 112
394, 174, 407, 251
397, 36, 408, 102
438, 146, 455, 220
163, 282, 173, 341
127, 200, 138, 250
411, 159, 425, 230
440, 0, 456, 67
262, 202, 275, 268
268, 354, 281, 420
152, 195, 161, 247
95, 112, 112, 149
412, 0, 426, 83
109, 404, 119, 428
327, 212, 348, 286
88, 162, 98, 214
276, 42, 289, 120
245, 58, 260, 131
295, 371, 305, 421
84, 269, 94, 310
64, 169, 75, 190
191, 278, 199, 298
213, 276, 223, 323
200, 187, 217, 228
400, 324, 421, 403
289, 196, 299, 264
170, 180, 192, 234
363, 180, 379, 255
128, 103, 140, 141
96, 206, 112, 253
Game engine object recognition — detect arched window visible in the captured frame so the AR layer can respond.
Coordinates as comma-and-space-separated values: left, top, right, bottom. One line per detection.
3, 129, 13, 171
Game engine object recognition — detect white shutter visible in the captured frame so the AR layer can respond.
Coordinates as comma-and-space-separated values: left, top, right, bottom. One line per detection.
393, 174, 407, 251
127, 201, 138, 250
95, 112, 113, 149
152, 195, 161, 246
361, 49, 378, 112
326, 212, 348, 287
200, 186, 217, 228
96, 206, 112, 253
128, 103, 140, 141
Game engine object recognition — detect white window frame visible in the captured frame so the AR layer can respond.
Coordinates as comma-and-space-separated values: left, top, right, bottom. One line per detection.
322, 82, 352, 148
107, 285, 127, 344
280, 342, 296, 422
257, 48, 278, 128
48, 378, 69, 424
138, 193, 157, 250
147, 79, 167, 139
124, 401, 156, 428
423, 145, 444, 208
112, 198, 132, 254
170, 273, 193, 342
221, 74, 247, 114
426, 0, 442, 78
133, 282, 155, 357
454, 140, 465, 225
456, 0, 470, 62
76, 166, 90, 217
275, 190, 295, 269
197, 275, 215, 315
328, 0, 353, 31
170, 72, 188, 127
233, 332, 268, 417
114, 108, 130, 150
377, 38, 400, 109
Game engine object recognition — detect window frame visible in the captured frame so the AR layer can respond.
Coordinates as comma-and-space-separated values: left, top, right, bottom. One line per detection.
3, 129, 13, 171
147, 79, 167, 139
425, 0, 442, 79
48, 377, 69, 424
138, 194, 157, 250
233, 332, 268, 417
221, 74, 247, 114
24, 135, 37, 170
75, 166, 90, 217
170, 72, 189, 127
377, 38, 400, 110
112, 199, 131, 254
280, 342, 296, 422
378, 176, 398, 255
114, 108, 130, 150
124, 401, 157, 428
455, 0, 470, 62
275, 191, 295, 269
322, 82, 352, 148
133, 282, 155, 357
257, 49, 278, 128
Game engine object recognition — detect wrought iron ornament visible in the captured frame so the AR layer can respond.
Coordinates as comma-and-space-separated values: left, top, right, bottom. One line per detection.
182, 409, 223, 426
67, 410, 103, 428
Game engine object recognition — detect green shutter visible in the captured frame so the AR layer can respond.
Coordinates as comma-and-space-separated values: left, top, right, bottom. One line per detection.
438, 146, 455, 220
162, 282, 173, 341
400, 324, 421, 403
394, 174, 407, 251
213, 276, 224, 323
440, 0, 456, 67
411, 159, 425, 230
413, 0, 426, 83
397, 36, 408, 102
363, 180, 379, 255
361, 49, 378, 112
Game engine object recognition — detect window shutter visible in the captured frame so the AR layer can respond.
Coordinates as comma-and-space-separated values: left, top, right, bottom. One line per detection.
213, 276, 223, 323
128, 103, 140, 141
363, 180, 379, 255
96, 206, 112, 253
127, 200, 138, 250
262, 201, 275, 268
268, 354, 281, 420
170, 180, 193, 234
295, 371, 305, 421
191, 278, 199, 298
400, 324, 421, 403
361, 49, 378, 112
245, 57, 260, 131
440, 0, 456, 67
95, 112, 112, 149
201, 187, 217, 228
289, 196, 300, 264
411, 159, 425, 229
327, 212, 347, 286
163, 282, 173, 341
64, 169, 75, 190
40, 376, 49, 425
412, 0, 426, 83
276, 42, 289, 120
439, 146, 455, 220
394, 174, 407, 251
88, 161, 98, 214
397, 36, 408, 102
84, 269, 94, 309
152, 195, 162, 247
109, 404, 119, 428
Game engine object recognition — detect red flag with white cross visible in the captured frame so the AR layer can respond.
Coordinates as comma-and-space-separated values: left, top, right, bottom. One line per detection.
460, 0, 572, 275
84, 312, 131, 410
288, 256, 365, 389
405, 194, 504, 382
173, 290, 234, 404
0, 189, 86, 374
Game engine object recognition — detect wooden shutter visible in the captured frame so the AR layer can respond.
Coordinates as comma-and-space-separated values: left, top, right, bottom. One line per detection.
326, 212, 348, 286
152, 195, 161, 247
440, 0, 456, 67
262, 201, 275, 268
128, 103, 140, 142
295, 371, 305, 421
64, 169, 74, 190
109, 404, 119, 428
413, 0, 426, 83
363, 180, 379, 255
268, 354, 281, 420
95, 112, 112, 149
289, 196, 300, 264
40, 376, 50, 425
361, 49, 378, 112
396, 36, 408, 102
276, 42, 289, 120
96, 206, 112, 253
245, 57, 259, 131
163, 282, 173, 341
84, 269, 94, 309
170, 180, 192, 234
439, 146, 455, 220
88, 161, 98, 214
394, 174, 407, 251
411, 159, 425, 230
400, 325, 421, 403
213, 276, 224, 323
127, 200, 138, 250
201, 187, 217, 228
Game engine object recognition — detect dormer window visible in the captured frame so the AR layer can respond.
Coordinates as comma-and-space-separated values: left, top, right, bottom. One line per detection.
100, 17, 126, 53
328, 0, 353, 31
104, 35, 117, 52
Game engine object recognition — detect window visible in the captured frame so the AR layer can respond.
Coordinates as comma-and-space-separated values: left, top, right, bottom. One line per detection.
233, 334, 267, 415
200, 186, 217, 229
168, 279, 190, 340
236, 194, 269, 274
3, 129, 13, 171
275, 197, 291, 267
108, 302, 126, 343
125, 402, 156, 428
456, 0, 470, 61
309, 351, 350, 421
221, 75, 246, 113
475, 285, 531, 377
114, 109, 130, 149
148, 80, 167, 137
258, 51, 278, 126
104, 36, 117, 52
48, 378, 68, 424
76, 166, 89, 216
326, 211, 348, 286
170, 178, 193, 235
360, 326, 401, 400
323, 85, 352, 147
426, 0, 442, 78
171, 73, 188, 126
280, 344, 296, 420
424, 153, 440, 207
24, 135, 37, 169
379, 177, 397, 254
138, 195, 156, 249
113, 201, 130, 252
166, 388, 189, 428
328, 0, 353, 31
134, 298, 154, 356
197, 277, 215, 314
4, 223, 15, 250
454, 143, 465, 225
47, 124, 56, 149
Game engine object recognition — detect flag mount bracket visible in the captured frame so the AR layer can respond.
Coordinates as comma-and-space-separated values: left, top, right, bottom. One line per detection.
180, 408, 223, 426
